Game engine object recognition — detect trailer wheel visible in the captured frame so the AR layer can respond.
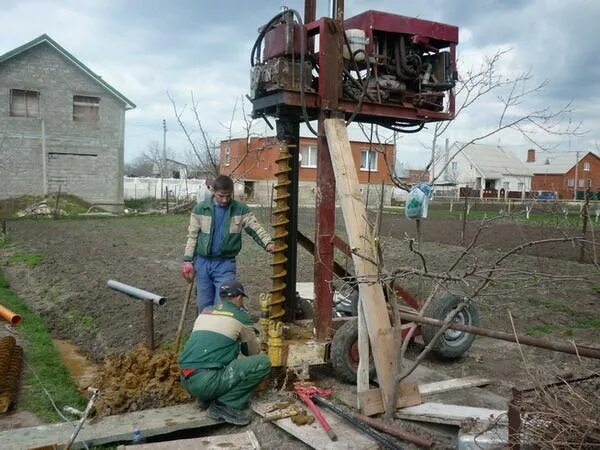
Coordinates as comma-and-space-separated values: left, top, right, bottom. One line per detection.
330, 318, 376, 384
421, 292, 480, 359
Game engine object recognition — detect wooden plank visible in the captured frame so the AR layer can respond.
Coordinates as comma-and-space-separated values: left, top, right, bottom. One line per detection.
252, 400, 378, 450
358, 382, 422, 416
419, 376, 492, 396
0, 403, 219, 450
395, 402, 507, 426
117, 431, 259, 449
324, 118, 396, 414
356, 300, 369, 408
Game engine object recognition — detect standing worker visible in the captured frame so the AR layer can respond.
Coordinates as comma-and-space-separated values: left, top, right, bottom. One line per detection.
182, 175, 274, 312
179, 280, 271, 425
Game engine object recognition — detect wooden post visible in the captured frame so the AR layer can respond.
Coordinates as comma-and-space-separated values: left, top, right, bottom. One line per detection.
54, 186, 62, 217
356, 300, 369, 409
324, 119, 395, 416
144, 302, 154, 350
579, 187, 590, 263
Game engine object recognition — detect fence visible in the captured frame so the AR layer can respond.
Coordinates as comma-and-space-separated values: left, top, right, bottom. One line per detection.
123, 177, 208, 202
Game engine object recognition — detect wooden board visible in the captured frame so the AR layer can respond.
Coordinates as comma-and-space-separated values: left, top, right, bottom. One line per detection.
252, 400, 378, 450
419, 376, 492, 396
358, 382, 422, 416
0, 403, 219, 450
117, 431, 260, 449
324, 118, 396, 413
395, 402, 507, 426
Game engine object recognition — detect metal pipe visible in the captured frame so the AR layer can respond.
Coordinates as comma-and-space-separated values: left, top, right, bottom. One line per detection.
107, 280, 166, 306
353, 413, 433, 448
312, 394, 403, 449
400, 312, 600, 359
145, 302, 154, 350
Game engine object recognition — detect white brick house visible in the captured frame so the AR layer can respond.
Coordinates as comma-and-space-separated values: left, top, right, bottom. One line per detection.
435, 142, 532, 198
0, 34, 135, 210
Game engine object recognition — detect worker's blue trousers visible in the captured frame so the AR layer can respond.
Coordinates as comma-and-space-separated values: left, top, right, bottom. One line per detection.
194, 257, 236, 312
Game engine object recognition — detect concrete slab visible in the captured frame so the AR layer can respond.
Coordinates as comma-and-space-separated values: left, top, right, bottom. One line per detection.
0, 403, 219, 450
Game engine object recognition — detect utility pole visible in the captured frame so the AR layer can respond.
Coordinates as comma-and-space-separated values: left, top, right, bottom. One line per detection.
162, 119, 167, 178
574, 151, 579, 201
161, 119, 167, 199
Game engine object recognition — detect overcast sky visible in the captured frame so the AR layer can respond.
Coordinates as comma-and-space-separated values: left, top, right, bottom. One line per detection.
2, 0, 599, 168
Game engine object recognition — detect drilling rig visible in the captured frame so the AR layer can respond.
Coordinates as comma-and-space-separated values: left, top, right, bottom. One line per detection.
249, 1, 477, 392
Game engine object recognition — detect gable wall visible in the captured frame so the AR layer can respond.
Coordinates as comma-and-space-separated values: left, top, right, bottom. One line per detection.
0, 43, 126, 209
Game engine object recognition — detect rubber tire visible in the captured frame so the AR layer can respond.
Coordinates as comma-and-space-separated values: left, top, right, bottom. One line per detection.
421, 292, 480, 359
330, 318, 376, 384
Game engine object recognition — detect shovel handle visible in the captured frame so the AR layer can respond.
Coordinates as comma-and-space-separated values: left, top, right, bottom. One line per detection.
174, 281, 194, 352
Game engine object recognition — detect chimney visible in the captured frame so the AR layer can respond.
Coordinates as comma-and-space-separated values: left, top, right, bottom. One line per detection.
527, 148, 536, 163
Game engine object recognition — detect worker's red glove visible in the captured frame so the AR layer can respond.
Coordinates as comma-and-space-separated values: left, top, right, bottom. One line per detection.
181, 262, 195, 282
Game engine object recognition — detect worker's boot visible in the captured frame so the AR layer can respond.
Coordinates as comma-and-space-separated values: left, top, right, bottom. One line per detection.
207, 401, 251, 426
195, 398, 209, 410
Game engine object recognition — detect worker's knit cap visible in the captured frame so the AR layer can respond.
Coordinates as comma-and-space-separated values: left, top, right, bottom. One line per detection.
219, 280, 248, 298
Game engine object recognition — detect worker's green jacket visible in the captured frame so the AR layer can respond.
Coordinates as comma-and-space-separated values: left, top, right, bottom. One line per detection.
183, 197, 272, 261
179, 300, 261, 369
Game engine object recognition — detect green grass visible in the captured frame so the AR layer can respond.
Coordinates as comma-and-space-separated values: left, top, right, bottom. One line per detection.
525, 323, 561, 336
7, 252, 44, 268
573, 319, 600, 329
538, 299, 572, 314
0, 270, 85, 422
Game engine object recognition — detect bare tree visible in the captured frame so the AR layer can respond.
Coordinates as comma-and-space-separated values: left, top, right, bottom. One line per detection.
168, 91, 221, 178
423, 49, 583, 184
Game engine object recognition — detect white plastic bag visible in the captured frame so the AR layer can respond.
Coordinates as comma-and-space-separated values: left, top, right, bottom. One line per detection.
405, 183, 432, 219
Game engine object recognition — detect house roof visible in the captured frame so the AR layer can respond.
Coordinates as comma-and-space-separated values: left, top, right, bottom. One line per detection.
453, 142, 532, 178
0, 34, 135, 109
527, 151, 598, 174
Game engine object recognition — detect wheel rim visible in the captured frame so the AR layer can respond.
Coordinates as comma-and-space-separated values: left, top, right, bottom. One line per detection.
442, 309, 472, 347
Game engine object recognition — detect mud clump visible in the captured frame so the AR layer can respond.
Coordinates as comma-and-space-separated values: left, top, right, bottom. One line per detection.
93, 345, 190, 416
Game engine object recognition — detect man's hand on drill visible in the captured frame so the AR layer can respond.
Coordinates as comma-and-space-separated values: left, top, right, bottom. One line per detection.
266, 243, 275, 253
182, 262, 195, 282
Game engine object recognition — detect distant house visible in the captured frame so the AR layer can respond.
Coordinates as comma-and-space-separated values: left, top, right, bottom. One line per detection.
0, 34, 135, 211
220, 136, 396, 205
526, 149, 600, 200
152, 158, 188, 179
435, 142, 532, 198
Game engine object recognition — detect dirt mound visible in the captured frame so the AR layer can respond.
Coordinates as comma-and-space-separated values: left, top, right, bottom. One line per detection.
93, 345, 191, 417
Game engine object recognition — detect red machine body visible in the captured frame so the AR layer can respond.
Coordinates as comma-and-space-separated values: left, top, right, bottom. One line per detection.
252, 9, 458, 127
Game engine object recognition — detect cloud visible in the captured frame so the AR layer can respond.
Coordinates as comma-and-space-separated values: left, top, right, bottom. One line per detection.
1, 0, 598, 166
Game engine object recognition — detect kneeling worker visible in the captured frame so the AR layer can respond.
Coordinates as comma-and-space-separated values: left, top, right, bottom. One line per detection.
179, 280, 271, 425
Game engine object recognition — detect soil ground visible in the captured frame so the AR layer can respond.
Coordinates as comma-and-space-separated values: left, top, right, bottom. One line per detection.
1, 207, 599, 447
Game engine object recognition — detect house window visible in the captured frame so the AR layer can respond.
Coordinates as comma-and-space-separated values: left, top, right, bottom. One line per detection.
224, 144, 231, 165
300, 145, 317, 168
360, 149, 377, 171
567, 178, 575, 187
10, 89, 40, 117
503, 181, 510, 190
73, 95, 100, 121
584, 162, 590, 172
578, 179, 585, 188
451, 161, 458, 172
517, 182, 525, 191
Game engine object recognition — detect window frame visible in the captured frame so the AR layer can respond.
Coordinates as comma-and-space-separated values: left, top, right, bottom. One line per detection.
300, 145, 318, 168
73, 95, 100, 122
583, 162, 591, 172
224, 144, 231, 166
9, 89, 40, 118
360, 149, 378, 172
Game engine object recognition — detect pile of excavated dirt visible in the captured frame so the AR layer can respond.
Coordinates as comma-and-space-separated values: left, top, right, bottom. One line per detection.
92, 345, 190, 417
